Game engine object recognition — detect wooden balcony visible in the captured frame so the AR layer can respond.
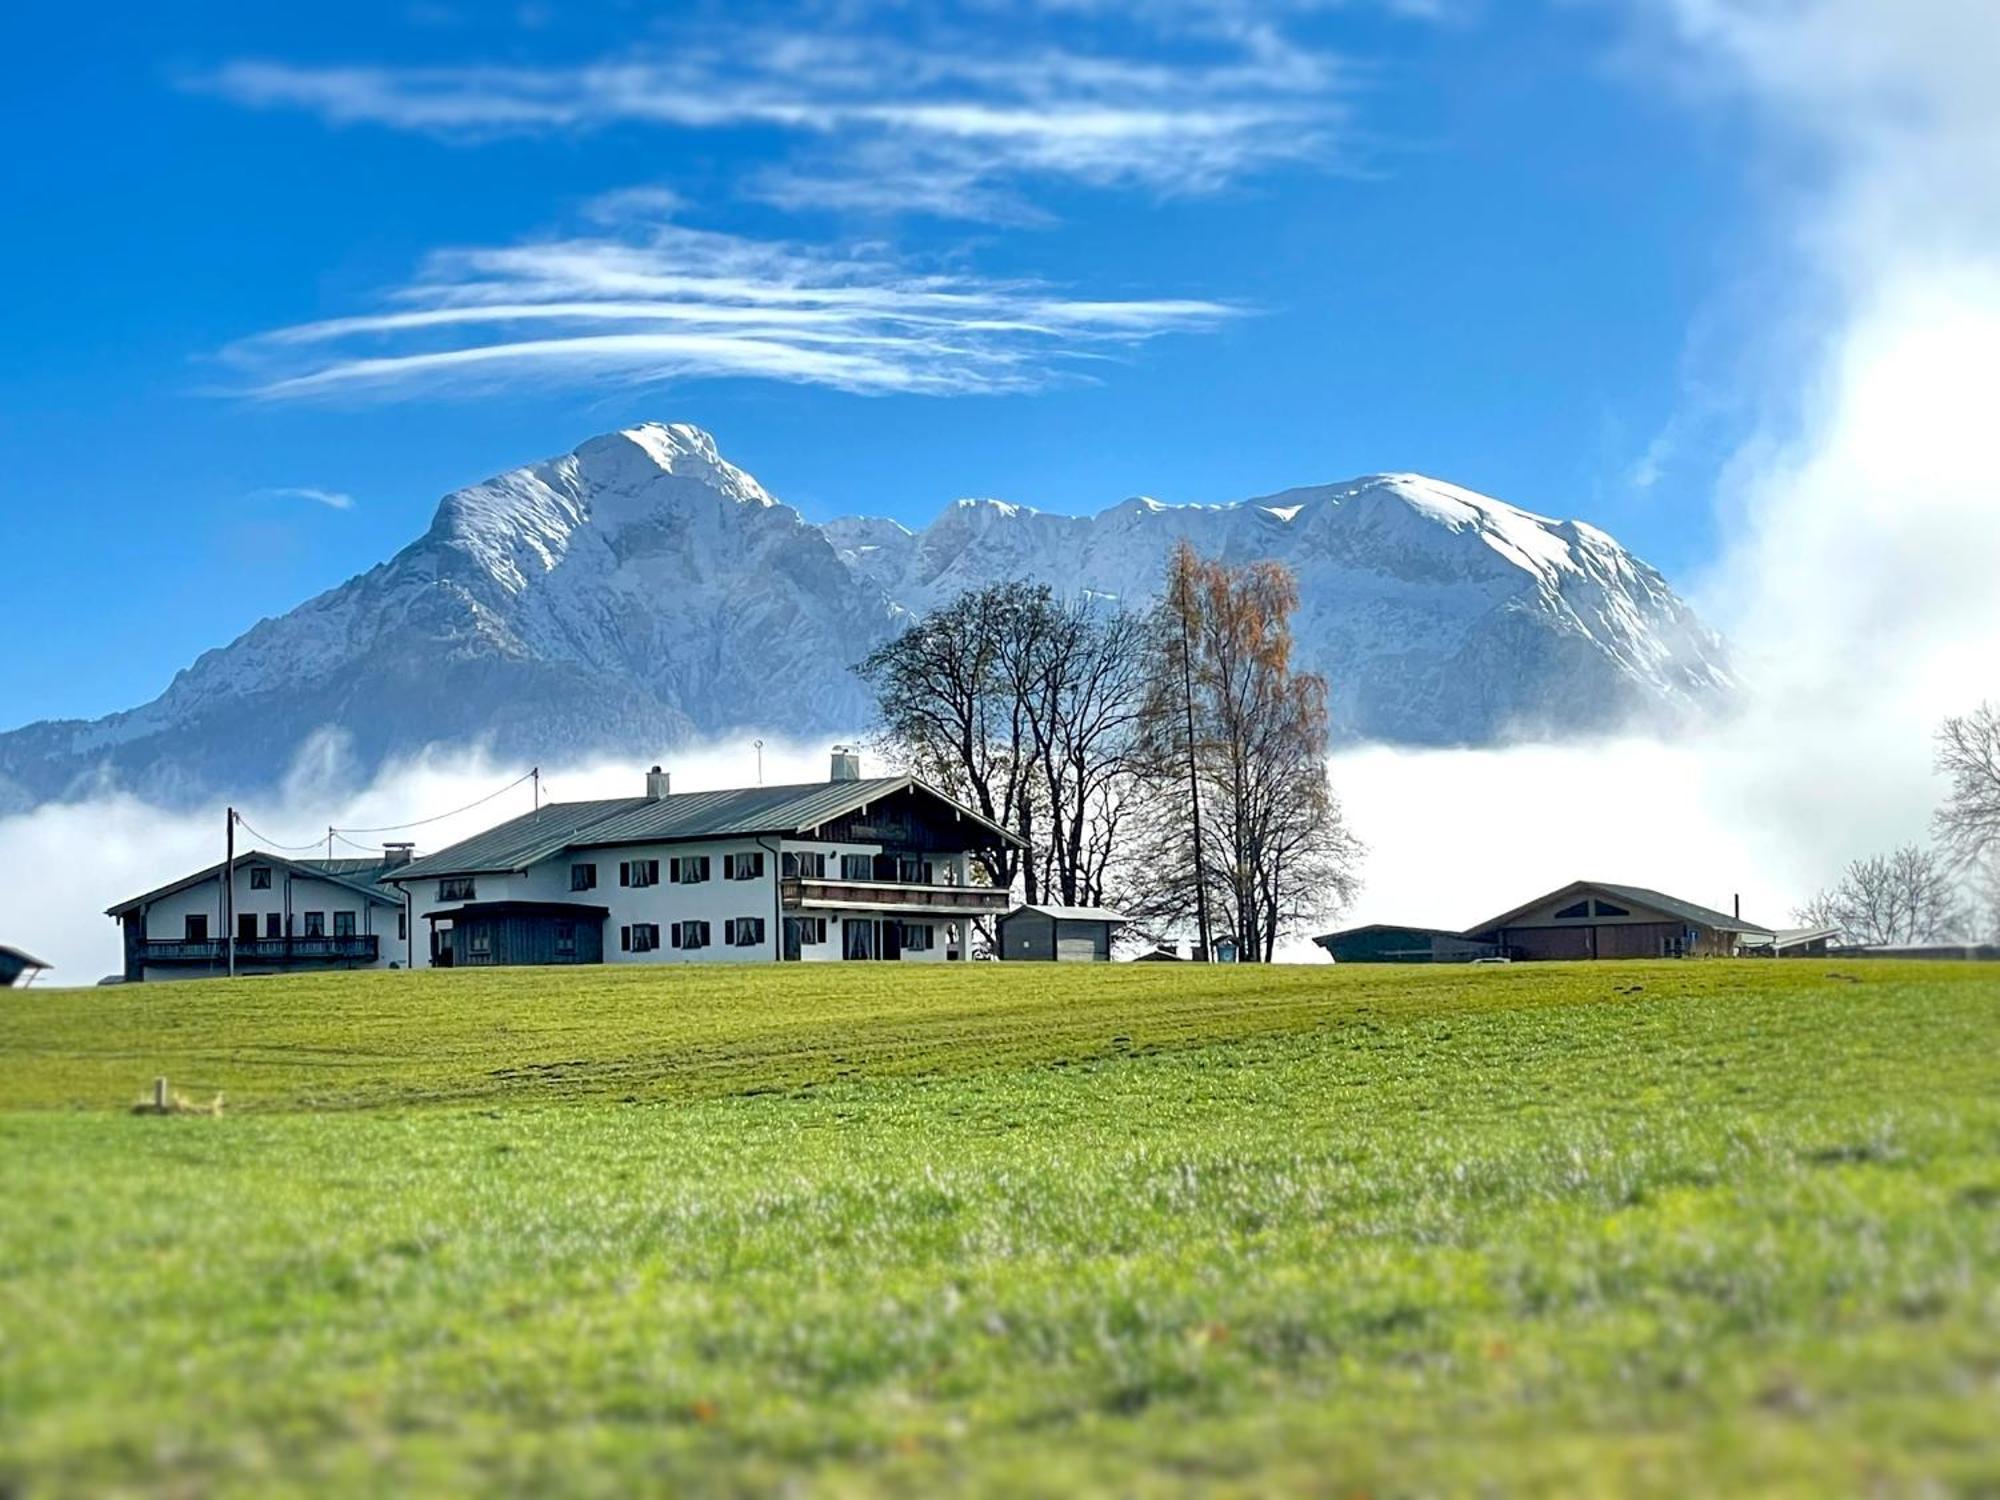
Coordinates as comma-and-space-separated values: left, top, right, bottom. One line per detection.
141, 935, 380, 964
780, 877, 1010, 917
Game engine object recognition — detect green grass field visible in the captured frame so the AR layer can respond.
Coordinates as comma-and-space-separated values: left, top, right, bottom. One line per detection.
2, 960, 1997, 1496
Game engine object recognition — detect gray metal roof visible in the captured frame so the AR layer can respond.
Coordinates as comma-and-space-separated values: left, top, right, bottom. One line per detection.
392, 776, 1024, 881
1004, 904, 1129, 924
1463, 880, 1775, 939
105, 851, 405, 917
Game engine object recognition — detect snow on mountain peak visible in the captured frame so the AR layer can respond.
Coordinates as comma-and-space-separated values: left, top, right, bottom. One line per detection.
0, 426, 1736, 812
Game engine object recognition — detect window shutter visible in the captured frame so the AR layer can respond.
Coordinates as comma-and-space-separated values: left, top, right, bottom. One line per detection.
620, 926, 631, 951
671, 923, 682, 949
619, 862, 630, 887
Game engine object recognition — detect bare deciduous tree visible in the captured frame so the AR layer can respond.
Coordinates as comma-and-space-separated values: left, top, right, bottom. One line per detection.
1935, 702, 2000, 863
856, 584, 1038, 897
1132, 543, 1362, 960
1794, 843, 1967, 946
859, 581, 1152, 911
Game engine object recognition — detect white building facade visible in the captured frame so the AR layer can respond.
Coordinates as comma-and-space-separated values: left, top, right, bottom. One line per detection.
107, 852, 411, 983
386, 758, 1019, 970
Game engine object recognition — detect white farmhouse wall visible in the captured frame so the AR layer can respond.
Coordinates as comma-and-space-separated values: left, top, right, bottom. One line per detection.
132, 858, 404, 980
399, 832, 973, 966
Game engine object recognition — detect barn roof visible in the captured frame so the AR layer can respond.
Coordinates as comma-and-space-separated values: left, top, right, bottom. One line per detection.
1003, 904, 1129, 924
105, 851, 405, 918
1462, 880, 1774, 939
392, 776, 1024, 881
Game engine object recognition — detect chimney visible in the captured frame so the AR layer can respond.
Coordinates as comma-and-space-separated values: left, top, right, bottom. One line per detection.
829, 745, 861, 782
1734, 892, 1741, 920
645, 765, 671, 799
382, 842, 415, 869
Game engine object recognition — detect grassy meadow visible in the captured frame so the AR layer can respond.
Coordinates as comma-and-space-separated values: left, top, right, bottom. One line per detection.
2, 959, 1997, 1496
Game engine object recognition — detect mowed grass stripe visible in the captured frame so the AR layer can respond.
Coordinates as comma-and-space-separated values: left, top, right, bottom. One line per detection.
0, 959, 1957, 1112
0, 961, 1995, 1497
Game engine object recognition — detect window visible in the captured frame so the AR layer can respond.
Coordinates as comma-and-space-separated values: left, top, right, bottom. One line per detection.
555, 922, 576, 957
439, 877, 476, 902
304, 912, 325, 937
901, 922, 933, 951
1592, 900, 1630, 917
396, 912, 407, 941
728, 917, 767, 947
571, 863, 598, 892
783, 850, 827, 878
238, 913, 259, 943
619, 860, 659, 889
724, 851, 765, 881
897, 856, 934, 885
334, 911, 357, 937
184, 914, 209, 942
468, 929, 492, 959
622, 923, 660, 953
671, 856, 711, 885
671, 920, 711, 951
841, 853, 874, 881
801, 916, 827, 945
249, 866, 272, 890
1554, 900, 1591, 920
266, 913, 283, 939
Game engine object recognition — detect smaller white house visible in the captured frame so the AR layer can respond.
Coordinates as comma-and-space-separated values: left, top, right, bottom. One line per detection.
106, 850, 412, 982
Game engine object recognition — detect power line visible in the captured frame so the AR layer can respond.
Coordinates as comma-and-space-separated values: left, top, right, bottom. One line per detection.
230, 813, 329, 853
227, 766, 538, 852
334, 769, 538, 835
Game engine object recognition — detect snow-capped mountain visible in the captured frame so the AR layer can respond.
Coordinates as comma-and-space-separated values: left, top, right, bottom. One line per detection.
0, 423, 1732, 810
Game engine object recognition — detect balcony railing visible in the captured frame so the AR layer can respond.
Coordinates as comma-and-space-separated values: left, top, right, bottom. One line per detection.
141, 935, 380, 964
780, 877, 1010, 916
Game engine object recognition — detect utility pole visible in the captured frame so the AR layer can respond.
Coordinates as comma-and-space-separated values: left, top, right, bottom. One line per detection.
1174, 550, 1213, 961
225, 806, 236, 978
754, 739, 764, 786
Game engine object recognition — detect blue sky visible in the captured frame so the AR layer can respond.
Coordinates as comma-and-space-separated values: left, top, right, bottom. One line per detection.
0, 0, 1774, 725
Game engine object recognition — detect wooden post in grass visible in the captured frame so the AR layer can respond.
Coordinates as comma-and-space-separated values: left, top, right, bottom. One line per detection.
153, 1076, 168, 1111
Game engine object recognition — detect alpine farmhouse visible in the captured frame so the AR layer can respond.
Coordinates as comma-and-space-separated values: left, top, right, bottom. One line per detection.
106, 753, 1024, 978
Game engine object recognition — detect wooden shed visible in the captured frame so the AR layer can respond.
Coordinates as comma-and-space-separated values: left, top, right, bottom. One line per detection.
995, 905, 1127, 962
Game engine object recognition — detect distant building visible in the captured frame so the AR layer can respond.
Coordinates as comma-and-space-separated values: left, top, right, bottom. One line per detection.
1313, 925, 1500, 964
995, 905, 1128, 962
0, 945, 52, 988
385, 754, 1023, 968
106, 851, 412, 982
1316, 880, 1777, 963
1741, 925, 1842, 958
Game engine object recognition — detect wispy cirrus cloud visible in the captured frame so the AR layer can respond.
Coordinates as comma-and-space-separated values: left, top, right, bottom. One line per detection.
253, 485, 356, 510
196, 20, 1352, 222
225, 219, 1241, 401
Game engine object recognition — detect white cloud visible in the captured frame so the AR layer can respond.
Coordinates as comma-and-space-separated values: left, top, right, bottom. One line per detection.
1332, 0, 2000, 944
226, 220, 1240, 400
254, 485, 356, 510
195, 20, 1351, 222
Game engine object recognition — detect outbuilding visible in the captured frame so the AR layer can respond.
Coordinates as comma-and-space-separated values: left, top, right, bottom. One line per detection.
0, 944, 51, 988
1313, 924, 1500, 964
995, 905, 1127, 962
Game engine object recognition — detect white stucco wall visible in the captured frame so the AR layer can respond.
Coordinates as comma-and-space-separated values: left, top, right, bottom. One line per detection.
400, 835, 977, 966
130, 858, 405, 979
